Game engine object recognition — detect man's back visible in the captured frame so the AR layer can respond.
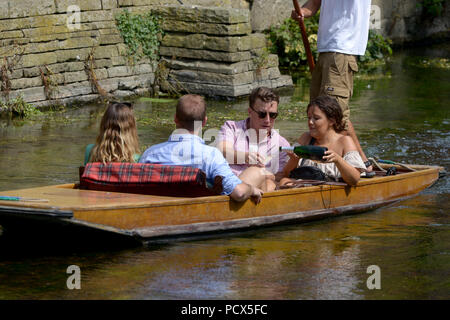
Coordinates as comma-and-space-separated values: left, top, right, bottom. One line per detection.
139, 133, 242, 196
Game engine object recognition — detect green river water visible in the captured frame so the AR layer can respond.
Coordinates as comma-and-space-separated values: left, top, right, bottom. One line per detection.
0, 45, 448, 300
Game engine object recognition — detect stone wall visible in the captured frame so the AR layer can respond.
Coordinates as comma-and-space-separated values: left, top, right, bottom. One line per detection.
0, 0, 291, 107
373, 0, 450, 44
159, 6, 292, 98
0, 0, 157, 107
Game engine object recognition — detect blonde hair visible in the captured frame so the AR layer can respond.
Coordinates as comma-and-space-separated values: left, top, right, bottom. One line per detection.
90, 102, 139, 163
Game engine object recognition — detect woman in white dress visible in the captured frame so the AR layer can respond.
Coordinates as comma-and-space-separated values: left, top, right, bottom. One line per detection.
280, 95, 366, 186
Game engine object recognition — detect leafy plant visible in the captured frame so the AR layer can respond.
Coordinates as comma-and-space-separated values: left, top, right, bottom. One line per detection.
267, 16, 319, 69
0, 95, 41, 118
417, 0, 445, 17
115, 10, 164, 63
267, 16, 393, 70
358, 30, 393, 63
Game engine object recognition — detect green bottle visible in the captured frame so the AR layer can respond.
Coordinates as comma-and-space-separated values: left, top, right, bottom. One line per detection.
279, 145, 328, 161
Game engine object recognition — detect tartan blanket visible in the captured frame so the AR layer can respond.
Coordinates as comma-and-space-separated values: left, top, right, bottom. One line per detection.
79, 162, 222, 197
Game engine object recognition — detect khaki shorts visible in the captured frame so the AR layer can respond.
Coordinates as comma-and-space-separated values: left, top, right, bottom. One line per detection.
310, 52, 359, 129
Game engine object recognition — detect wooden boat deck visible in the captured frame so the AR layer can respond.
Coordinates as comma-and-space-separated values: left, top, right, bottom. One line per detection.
0, 164, 444, 242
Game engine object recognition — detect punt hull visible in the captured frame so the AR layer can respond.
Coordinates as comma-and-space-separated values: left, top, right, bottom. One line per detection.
0, 164, 443, 244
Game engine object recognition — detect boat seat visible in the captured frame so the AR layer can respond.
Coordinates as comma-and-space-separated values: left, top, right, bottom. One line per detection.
79, 162, 223, 197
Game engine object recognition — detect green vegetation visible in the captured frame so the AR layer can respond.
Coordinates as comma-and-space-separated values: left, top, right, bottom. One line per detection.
267, 17, 393, 71
115, 10, 164, 63
0, 96, 42, 118
418, 0, 445, 17
267, 17, 319, 69
359, 30, 393, 63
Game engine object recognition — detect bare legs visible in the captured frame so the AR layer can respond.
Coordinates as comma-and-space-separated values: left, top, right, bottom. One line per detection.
239, 166, 276, 192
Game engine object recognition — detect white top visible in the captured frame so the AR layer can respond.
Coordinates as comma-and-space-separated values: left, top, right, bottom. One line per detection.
299, 151, 366, 181
317, 0, 371, 56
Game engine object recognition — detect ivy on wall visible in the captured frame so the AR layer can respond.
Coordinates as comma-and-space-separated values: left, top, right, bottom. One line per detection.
115, 10, 164, 63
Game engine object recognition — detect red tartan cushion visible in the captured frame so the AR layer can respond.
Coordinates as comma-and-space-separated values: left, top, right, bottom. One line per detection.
79, 162, 222, 197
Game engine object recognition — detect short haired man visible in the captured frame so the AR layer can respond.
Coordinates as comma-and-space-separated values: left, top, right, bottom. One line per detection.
216, 87, 290, 191
139, 94, 263, 203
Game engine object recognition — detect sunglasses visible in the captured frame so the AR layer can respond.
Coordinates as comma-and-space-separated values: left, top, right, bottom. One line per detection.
250, 105, 278, 119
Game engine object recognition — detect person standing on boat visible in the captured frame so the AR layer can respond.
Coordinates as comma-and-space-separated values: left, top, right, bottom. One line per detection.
139, 94, 263, 204
291, 0, 373, 171
216, 87, 290, 192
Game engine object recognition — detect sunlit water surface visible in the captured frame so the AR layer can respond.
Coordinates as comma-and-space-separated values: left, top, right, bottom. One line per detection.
0, 45, 448, 299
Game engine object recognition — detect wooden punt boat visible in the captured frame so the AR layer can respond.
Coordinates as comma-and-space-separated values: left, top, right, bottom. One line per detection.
0, 163, 444, 245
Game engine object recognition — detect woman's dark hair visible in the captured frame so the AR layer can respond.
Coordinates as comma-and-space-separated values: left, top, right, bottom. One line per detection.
307, 95, 345, 132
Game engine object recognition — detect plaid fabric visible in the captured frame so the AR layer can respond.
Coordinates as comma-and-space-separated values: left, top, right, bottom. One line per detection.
79, 162, 222, 197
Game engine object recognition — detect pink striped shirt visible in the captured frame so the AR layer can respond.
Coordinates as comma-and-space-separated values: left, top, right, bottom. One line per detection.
217, 119, 290, 176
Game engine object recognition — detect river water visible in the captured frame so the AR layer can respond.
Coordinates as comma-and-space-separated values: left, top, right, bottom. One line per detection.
0, 45, 448, 300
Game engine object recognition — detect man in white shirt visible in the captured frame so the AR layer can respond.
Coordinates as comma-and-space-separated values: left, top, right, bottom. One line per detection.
292, 0, 373, 171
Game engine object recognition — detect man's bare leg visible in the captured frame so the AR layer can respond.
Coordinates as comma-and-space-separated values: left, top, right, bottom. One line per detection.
239, 167, 276, 192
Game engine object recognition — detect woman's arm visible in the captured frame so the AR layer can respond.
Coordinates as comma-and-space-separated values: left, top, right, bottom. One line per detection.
322, 136, 362, 186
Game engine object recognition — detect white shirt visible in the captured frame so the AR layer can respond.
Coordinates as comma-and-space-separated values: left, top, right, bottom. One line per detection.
317, 0, 371, 56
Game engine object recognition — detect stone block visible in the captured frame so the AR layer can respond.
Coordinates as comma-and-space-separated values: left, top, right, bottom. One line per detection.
250, 0, 294, 32
9, 0, 56, 19
56, 0, 103, 13
10, 87, 46, 102
21, 52, 58, 68
154, 5, 249, 24
93, 58, 114, 68
161, 20, 252, 36
11, 77, 43, 90
102, 0, 119, 10
159, 46, 252, 62
54, 81, 92, 98
55, 48, 91, 63
0, 2, 8, 20
59, 37, 99, 50
170, 74, 292, 98
93, 68, 109, 80
64, 71, 89, 83
134, 63, 153, 74
113, 90, 134, 98
23, 41, 61, 54
169, 69, 254, 86
23, 26, 71, 39
99, 34, 123, 45
98, 78, 119, 92
81, 10, 114, 23
95, 45, 119, 58
10, 69, 24, 80
107, 66, 134, 77
0, 30, 24, 40
162, 33, 266, 52
111, 56, 127, 66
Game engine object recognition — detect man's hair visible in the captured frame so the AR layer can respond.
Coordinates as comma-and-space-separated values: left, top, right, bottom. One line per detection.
249, 87, 280, 108
176, 94, 206, 131
307, 95, 345, 132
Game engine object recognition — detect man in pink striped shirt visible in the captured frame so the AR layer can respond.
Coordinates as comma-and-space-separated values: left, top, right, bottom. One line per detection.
216, 87, 290, 192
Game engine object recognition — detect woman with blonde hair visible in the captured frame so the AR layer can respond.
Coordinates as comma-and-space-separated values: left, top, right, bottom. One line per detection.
84, 102, 140, 164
